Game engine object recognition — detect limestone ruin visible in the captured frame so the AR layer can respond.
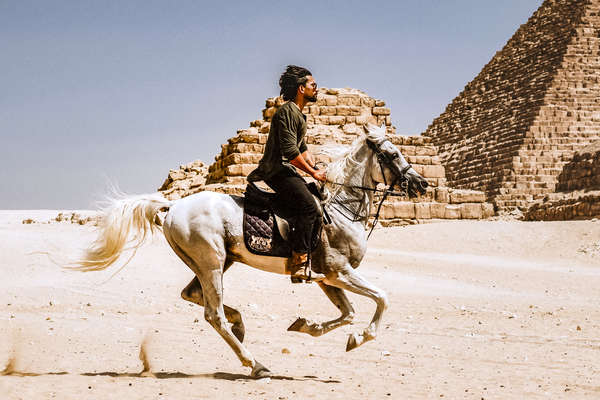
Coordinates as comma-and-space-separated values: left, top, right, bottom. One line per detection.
526, 141, 600, 220
159, 88, 493, 225
423, 0, 600, 213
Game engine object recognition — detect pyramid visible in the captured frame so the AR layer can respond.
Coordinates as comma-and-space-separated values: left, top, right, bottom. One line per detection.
423, 0, 600, 212
159, 88, 494, 225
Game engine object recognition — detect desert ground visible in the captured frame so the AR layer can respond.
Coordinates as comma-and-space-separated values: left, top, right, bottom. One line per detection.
0, 210, 599, 399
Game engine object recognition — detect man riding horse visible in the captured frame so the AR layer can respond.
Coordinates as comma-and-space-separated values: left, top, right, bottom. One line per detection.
247, 65, 326, 283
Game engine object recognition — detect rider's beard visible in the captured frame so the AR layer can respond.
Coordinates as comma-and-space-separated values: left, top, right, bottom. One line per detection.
306, 94, 317, 103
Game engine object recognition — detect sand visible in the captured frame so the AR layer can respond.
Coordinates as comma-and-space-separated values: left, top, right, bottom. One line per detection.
0, 211, 599, 399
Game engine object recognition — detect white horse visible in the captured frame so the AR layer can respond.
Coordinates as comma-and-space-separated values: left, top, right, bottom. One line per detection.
73, 124, 428, 377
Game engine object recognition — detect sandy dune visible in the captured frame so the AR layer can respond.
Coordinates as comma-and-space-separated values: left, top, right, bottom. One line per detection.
0, 211, 599, 399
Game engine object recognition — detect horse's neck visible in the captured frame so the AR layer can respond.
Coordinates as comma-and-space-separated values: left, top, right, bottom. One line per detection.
326, 142, 375, 223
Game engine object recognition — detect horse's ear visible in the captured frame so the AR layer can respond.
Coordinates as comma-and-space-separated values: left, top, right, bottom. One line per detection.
364, 123, 376, 133
380, 123, 386, 131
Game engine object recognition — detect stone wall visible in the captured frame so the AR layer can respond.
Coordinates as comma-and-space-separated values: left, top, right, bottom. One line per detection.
526, 141, 600, 220
158, 160, 208, 200
557, 141, 600, 191
159, 88, 494, 223
423, 0, 600, 212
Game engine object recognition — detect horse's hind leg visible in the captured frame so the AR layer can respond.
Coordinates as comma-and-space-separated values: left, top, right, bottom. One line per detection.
181, 273, 245, 343
165, 235, 265, 376
196, 268, 269, 377
287, 283, 354, 337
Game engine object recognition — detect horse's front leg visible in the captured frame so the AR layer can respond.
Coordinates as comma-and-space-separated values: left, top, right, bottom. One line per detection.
325, 266, 388, 351
287, 283, 355, 337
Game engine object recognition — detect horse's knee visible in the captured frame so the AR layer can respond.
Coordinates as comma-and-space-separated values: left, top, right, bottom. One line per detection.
344, 310, 356, 323
204, 309, 226, 329
376, 292, 389, 311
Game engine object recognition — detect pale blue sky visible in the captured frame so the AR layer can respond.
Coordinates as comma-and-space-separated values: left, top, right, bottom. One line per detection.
1, 0, 542, 209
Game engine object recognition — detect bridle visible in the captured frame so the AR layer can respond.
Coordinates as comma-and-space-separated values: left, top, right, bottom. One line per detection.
325, 138, 413, 239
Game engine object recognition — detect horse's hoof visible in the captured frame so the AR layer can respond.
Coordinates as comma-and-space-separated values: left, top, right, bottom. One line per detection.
346, 333, 360, 352
251, 361, 271, 379
287, 318, 307, 332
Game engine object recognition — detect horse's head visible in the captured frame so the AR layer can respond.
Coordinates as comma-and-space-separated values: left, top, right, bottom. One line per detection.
364, 124, 429, 198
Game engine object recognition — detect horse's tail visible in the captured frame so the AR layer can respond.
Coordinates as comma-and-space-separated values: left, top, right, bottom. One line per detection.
68, 193, 172, 272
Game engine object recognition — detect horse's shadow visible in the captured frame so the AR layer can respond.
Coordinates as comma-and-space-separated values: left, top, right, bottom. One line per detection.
2, 369, 340, 383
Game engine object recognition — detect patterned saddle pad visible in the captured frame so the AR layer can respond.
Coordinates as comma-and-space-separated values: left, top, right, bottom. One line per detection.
243, 182, 323, 258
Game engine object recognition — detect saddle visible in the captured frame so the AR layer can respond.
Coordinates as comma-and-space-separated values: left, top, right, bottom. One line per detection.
243, 182, 324, 258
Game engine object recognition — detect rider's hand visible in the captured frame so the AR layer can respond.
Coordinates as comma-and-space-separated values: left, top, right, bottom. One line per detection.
313, 169, 327, 182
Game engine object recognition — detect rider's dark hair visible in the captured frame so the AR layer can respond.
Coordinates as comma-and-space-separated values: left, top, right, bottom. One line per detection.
279, 65, 312, 101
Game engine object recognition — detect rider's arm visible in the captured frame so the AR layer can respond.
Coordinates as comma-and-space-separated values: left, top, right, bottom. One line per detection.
290, 153, 317, 177
301, 149, 316, 169
277, 110, 302, 162
291, 153, 326, 181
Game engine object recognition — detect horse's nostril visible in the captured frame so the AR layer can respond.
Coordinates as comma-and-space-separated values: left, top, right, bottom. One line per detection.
419, 180, 429, 190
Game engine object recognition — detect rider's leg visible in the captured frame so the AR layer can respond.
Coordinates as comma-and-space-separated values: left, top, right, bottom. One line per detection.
265, 173, 324, 281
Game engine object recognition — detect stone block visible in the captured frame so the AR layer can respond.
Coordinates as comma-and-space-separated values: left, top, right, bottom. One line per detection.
375, 100, 385, 106
259, 122, 270, 133
399, 146, 416, 156
421, 165, 446, 178
449, 189, 486, 203
435, 187, 449, 203
190, 175, 205, 188
430, 203, 447, 218
317, 95, 337, 106
336, 106, 352, 116
394, 202, 416, 219
329, 116, 346, 125
224, 164, 255, 177
482, 203, 495, 218
337, 94, 361, 106
320, 106, 337, 115
415, 146, 437, 156
223, 153, 261, 166
263, 107, 277, 119
414, 203, 431, 219
380, 203, 396, 219
169, 169, 186, 181
361, 97, 376, 107
228, 143, 264, 154
367, 115, 378, 125
355, 115, 368, 125
444, 205, 461, 219
372, 107, 391, 116
460, 203, 483, 219
350, 106, 363, 116
315, 116, 330, 125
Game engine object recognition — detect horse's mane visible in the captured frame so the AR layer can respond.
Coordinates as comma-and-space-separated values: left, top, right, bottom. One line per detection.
323, 126, 387, 189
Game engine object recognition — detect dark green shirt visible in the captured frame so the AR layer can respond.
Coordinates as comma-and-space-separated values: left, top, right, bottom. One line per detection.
247, 101, 308, 182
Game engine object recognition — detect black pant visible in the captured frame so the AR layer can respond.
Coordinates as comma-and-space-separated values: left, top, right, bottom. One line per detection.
265, 173, 321, 254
